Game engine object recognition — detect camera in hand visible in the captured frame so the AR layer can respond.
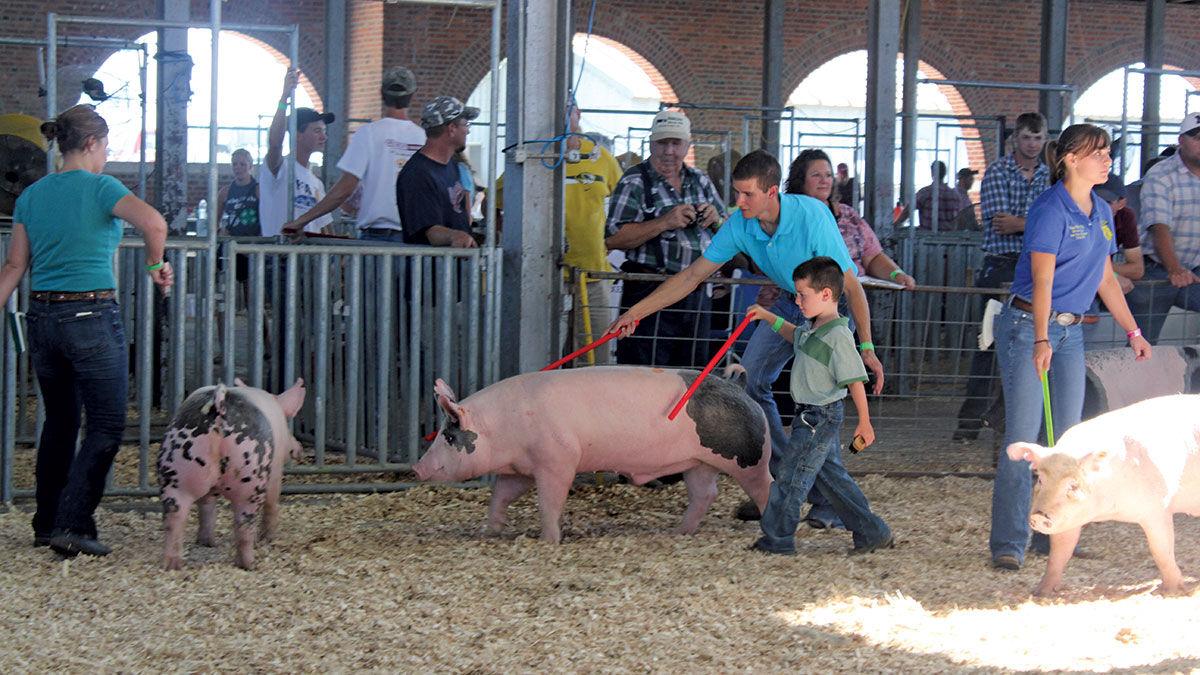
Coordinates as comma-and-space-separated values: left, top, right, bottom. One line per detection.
687, 203, 709, 227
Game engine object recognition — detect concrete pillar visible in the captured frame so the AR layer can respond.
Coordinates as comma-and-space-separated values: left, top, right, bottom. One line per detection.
323, 0, 348, 183
760, 0, 784, 156
500, 0, 568, 376
155, 0, 191, 233
864, 0, 900, 234
1038, 0, 1068, 131
1141, 0, 1166, 172
899, 0, 920, 218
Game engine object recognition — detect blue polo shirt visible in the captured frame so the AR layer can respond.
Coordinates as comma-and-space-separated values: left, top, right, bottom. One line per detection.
703, 194, 856, 290
1010, 182, 1117, 315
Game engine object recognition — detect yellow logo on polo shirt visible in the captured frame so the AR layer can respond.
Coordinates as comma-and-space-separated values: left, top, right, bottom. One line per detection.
1101, 220, 1113, 241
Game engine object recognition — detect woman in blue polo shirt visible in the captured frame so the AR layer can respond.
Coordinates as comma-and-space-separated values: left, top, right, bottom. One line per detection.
0, 104, 173, 557
989, 124, 1151, 572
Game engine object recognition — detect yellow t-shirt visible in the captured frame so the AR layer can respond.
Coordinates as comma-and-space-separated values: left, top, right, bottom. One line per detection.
496, 139, 623, 272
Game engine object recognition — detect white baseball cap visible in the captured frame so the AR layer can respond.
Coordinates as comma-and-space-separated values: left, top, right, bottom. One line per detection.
1181, 112, 1200, 137
649, 110, 691, 142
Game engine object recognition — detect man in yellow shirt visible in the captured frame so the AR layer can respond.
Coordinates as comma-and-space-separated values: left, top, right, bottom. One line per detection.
498, 104, 624, 362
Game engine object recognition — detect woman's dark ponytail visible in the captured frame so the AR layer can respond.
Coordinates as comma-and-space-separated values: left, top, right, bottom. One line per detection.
39, 104, 108, 154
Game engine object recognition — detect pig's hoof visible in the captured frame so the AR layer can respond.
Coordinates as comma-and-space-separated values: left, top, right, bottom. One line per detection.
196, 534, 216, 547
164, 556, 185, 571
235, 554, 257, 571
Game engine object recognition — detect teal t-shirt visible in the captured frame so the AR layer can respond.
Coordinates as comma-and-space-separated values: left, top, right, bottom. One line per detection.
13, 170, 130, 292
702, 193, 857, 290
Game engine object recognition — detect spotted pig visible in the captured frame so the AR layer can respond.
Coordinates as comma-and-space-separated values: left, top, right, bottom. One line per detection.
158, 379, 305, 570
413, 366, 773, 543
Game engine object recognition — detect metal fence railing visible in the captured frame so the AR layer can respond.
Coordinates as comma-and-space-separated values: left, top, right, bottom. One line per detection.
1, 233, 502, 500
3, 226, 1198, 499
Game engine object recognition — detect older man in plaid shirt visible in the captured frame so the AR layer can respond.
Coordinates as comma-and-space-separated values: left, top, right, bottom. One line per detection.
953, 112, 1050, 441
1126, 113, 1200, 343
605, 110, 725, 367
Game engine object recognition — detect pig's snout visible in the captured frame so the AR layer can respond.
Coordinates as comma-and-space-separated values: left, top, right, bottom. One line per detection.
1029, 510, 1053, 533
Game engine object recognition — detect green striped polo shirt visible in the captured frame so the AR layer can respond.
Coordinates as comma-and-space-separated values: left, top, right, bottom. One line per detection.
790, 317, 869, 406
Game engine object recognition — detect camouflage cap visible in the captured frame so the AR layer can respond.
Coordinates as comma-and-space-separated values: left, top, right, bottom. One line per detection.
420, 96, 480, 129
382, 66, 416, 98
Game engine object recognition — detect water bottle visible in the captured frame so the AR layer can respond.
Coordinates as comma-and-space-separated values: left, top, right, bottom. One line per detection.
196, 199, 208, 236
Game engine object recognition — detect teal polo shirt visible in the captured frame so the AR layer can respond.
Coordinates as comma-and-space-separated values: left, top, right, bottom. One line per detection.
703, 194, 856, 290
790, 317, 869, 405
14, 170, 130, 292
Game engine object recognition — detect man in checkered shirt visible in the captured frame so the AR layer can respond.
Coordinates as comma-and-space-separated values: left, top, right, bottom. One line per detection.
954, 112, 1050, 441
605, 109, 726, 367
1126, 112, 1200, 343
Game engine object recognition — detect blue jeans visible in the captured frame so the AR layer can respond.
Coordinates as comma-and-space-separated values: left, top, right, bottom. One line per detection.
26, 299, 129, 539
359, 227, 406, 244
757, 400, 891, 553
989, 304, 1085, 562
1125, 259, 1200, 344
741, 292, 844, 526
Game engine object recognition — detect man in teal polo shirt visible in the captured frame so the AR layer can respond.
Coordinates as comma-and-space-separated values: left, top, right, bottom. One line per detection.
609, 150, 884, 499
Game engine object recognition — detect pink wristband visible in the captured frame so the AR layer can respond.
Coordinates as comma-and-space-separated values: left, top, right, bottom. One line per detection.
1127, 328, 1142, 339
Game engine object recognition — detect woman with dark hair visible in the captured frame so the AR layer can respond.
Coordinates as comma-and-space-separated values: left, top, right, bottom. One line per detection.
988, 124, 1150, 574
785, 149, 916, 290
0, 104, 174, 557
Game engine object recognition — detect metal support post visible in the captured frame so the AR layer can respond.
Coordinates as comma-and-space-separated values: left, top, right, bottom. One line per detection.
323, 0, 348, 183
1038, 0, 1068, 130
155, 0, 192, 233
760, 0, 784, 156
864, 0, 901, 235
899, 0, 920, 221
500, 0, 567, 375
1141, 0, 1166, 172
200, 0, 221, 383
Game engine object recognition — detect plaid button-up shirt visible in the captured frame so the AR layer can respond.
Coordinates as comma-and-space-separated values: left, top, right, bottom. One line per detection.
979, 154, 1050, 255
605, 161, 725, 273
1140, 153, 1200, 268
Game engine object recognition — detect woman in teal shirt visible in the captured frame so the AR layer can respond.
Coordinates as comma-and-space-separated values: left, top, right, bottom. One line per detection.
0, 104, 173, 557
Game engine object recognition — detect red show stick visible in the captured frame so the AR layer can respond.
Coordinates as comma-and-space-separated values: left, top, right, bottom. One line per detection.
540, 324, 633, 372
667, 314, 755, 421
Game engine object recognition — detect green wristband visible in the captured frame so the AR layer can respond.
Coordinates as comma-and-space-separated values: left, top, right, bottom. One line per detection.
771, 316, 785, 333
146, 261, 165, 272
278, 101, 289, 111
889, 269, 905, 280
858, 341, 875, 351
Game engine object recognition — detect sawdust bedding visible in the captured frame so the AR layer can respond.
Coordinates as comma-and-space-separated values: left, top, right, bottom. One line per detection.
3, 474, 1200, 672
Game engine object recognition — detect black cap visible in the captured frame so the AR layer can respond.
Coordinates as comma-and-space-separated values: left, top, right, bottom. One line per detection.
296, 107, 335, 129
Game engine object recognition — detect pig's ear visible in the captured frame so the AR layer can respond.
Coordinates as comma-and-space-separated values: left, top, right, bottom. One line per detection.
234, 377, 247, 387
275, 378, 307, 419
1006, 442, 1047, 468
436, 391, 468, 426
434, 378, 458, 403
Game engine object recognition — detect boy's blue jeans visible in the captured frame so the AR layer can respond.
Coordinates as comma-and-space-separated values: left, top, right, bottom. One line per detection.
989, 304, 1085, 563
757, 399, 891, 554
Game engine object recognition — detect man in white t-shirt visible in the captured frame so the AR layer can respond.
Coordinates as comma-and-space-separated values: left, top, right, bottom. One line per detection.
259, 68, 335, 237
282, 66, 426, 241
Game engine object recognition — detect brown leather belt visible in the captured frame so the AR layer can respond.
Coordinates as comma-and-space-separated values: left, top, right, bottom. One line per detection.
1009, 296, 1099, 325
30, 290, 116, 302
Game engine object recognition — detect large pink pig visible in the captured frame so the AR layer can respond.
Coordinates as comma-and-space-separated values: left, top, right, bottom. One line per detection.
157, 379, 306, 570
1008, 394, 1200, 596
413, 366, 773, 543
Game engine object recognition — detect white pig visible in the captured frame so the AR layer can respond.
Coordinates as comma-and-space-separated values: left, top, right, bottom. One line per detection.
1008, 394, 1200, 596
